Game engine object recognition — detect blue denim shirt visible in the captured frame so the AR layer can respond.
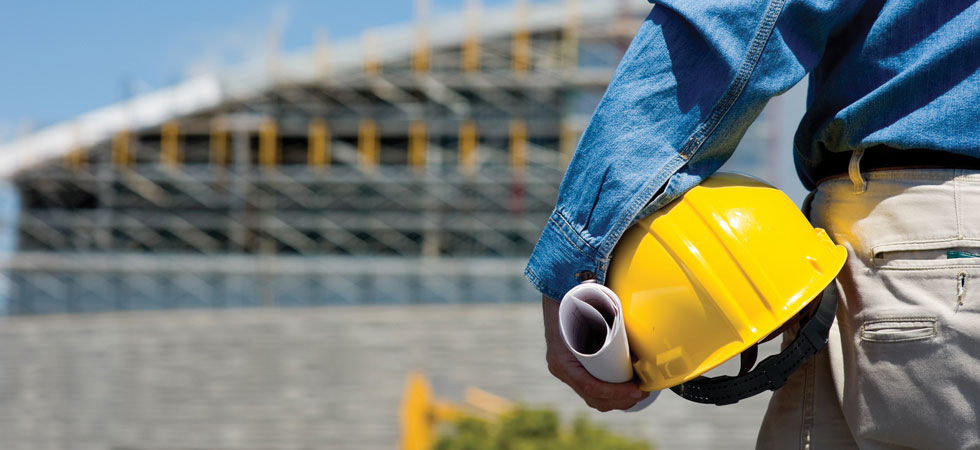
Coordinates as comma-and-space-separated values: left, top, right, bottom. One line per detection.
526, 0, 980, 301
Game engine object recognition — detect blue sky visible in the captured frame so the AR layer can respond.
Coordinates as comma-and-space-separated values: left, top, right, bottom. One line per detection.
0, 0, 525, 141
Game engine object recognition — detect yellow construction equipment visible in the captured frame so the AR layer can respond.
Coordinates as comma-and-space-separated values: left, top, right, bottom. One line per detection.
400, 371, 513, 450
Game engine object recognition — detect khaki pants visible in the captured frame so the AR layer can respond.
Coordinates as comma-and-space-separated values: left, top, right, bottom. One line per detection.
757, 165, 980, 450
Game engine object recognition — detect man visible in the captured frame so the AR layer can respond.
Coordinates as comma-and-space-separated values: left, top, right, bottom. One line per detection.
526, 1, 980, 448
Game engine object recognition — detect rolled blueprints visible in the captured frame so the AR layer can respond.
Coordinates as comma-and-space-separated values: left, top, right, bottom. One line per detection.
558, 280, 658, 411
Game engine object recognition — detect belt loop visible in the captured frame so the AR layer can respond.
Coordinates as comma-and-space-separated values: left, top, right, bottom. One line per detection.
848, 149, 867, 194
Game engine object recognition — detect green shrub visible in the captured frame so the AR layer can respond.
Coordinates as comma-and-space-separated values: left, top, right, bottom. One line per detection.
434, 406, 651, 450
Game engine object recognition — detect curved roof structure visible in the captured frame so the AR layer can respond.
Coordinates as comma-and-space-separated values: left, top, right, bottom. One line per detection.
0, 1, 649, 179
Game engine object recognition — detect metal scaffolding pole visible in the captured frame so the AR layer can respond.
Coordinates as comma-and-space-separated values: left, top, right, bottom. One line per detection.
6, 3, 654, 313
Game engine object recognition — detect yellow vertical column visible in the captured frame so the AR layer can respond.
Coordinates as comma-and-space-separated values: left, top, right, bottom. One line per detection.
259, 119, 278, 168
359, 119, 379, 172
563, 0, 580, 69
65, 148, 88, 170
512, 0, 531, 73
210, 119, 228, 167
458, 120, 478, 175
161, 121, 181, 168
308, 118, 330, 170
400, 372, 436, 450
510, 120, 527, 176
65, 127, 86, 169
363, 30, 381, 76
112, 130, 131, 167
413, 0, 431, 73
462, 0, 481, 73
66, 148, 87, 170
409, 121, 427, 173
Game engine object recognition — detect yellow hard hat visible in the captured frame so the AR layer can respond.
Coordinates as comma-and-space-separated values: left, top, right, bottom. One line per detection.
606, 173, 846, 405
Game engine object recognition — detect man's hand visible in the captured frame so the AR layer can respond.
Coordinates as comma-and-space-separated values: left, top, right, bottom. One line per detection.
542, 294, 649, 411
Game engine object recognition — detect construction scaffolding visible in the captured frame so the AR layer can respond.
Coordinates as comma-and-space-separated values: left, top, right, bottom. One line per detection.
3, 1, 655, 314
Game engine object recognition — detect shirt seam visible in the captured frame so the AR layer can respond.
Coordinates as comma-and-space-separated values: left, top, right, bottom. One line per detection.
594, 0, 788, 281
551, 209, 598, 255
602, 155, 688, 259
596, 0, 785, 282
523, 266, 561, 301
677, 0, 787, 161
537, 0, 790, 289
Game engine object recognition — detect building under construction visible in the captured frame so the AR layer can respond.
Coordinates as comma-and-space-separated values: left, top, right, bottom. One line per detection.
1, 0, 793, 314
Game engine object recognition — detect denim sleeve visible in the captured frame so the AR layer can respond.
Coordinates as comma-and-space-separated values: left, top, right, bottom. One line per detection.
525, 0, 864, 301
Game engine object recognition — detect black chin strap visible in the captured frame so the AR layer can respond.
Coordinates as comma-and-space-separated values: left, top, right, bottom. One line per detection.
670, 291, 838, 406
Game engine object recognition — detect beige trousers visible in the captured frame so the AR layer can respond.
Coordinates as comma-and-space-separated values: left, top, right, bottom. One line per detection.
757, 165, 980, 450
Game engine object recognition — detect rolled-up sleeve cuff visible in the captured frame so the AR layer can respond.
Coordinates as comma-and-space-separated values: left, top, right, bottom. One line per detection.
524, 210, 605, 302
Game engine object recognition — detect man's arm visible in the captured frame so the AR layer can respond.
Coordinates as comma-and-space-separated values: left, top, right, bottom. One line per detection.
542, 294, 648, 411
529, 0, 863, 410
525, 0, 863, 301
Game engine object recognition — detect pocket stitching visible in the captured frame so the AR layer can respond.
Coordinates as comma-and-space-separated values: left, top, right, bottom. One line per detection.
878, 263, 980, 271
860, 317, 937, 343
872, 238, 980, 255
871, 240, 980, 269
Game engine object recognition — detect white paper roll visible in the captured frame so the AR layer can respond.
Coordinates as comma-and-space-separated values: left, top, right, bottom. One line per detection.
558, 281, 659, 411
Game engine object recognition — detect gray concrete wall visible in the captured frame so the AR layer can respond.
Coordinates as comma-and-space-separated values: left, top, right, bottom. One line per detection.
0, 304, 771, 450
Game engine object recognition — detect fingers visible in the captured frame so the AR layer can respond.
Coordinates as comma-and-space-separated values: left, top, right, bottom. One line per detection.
565, 360, 644, 400
541, 294, 649, 412
548, 348, 648, 411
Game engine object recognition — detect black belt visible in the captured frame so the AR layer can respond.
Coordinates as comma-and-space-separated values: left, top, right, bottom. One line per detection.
819, 146, 980, 183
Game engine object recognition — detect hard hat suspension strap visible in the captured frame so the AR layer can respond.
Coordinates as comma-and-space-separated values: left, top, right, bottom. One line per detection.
737, 345, 758, 376
669, 290, 838, 406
